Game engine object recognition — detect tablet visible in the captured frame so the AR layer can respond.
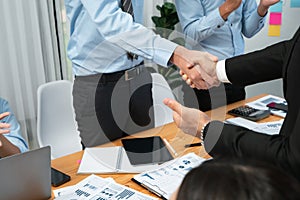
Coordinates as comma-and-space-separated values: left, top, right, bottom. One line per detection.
121, 136, 173, 165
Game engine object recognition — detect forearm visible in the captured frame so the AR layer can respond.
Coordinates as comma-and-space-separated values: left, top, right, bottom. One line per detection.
241, 0, 266, 38
175, 0, 225, 42
257, 2, 270, 17
257, 0, 281, 17
219, 1, 242, 20
169, 46, 191, 68
204, 121, 300, 179
224, 40, 288, 86
0, 135, 21, 157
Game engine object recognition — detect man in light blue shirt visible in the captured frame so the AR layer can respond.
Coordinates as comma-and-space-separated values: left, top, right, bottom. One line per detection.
64, 0, 216, 147
0, 98, 28, 158
176, 0, 279, 111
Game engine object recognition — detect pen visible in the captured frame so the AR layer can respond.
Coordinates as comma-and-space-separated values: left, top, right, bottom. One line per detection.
163, 138, 178, 157
184, 142, 202, 148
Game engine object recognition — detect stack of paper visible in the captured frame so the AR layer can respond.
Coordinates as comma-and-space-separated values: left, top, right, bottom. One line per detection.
225, 117, 283, 135
54, 174, 158, 200
246, 94, 287, 118
132, 153, 206, 199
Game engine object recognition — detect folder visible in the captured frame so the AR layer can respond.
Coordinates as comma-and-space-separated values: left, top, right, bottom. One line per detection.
132, 153, 206, 199
77, 147, 159, 174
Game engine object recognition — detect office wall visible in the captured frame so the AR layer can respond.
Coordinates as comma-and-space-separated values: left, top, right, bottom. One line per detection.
145, 1, 300, 99
244, 0, 300, 98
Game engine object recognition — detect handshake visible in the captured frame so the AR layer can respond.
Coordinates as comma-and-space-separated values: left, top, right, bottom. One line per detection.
171, 46, 222, 90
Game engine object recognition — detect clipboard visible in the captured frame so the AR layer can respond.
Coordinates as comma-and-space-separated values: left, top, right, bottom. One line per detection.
121, 136, 173, 165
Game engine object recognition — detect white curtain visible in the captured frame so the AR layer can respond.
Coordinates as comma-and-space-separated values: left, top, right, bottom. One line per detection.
0, 0, 61, 148
0, 0, 174, 149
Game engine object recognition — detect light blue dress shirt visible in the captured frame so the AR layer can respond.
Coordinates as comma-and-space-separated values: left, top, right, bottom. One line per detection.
175, 0, 266, 60
0, 98, 28, 153
65, 0, 178, 75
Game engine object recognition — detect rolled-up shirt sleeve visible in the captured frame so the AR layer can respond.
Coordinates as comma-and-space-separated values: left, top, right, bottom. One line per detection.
1, 99, 28, 153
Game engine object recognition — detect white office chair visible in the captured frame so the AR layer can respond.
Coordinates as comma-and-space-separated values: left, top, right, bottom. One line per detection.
151, 73, 175, 127
37, 80, 82, 159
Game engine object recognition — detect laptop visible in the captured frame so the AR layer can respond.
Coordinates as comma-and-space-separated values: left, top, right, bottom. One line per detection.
0, 146, 51, 200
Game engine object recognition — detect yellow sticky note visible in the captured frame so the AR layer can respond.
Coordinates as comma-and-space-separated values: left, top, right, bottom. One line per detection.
268, 25, 281, 36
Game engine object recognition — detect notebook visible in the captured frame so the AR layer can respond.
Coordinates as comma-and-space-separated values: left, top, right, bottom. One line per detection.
0, 146, 51, 200
78, 147, 159, 174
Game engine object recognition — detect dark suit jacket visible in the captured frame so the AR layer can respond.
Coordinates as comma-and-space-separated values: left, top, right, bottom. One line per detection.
204, 27, 300, 180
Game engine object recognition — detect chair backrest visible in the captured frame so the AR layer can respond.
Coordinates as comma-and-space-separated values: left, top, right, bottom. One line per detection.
37, 80, 82, 159
151, 73, 175, 127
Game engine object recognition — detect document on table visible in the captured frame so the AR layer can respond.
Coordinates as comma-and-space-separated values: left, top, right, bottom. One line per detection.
132, 153, 206, 200
78, 147, 159, 174
225, 117, 283, 135
246, 94, 287, 118
54, 174, 158, 200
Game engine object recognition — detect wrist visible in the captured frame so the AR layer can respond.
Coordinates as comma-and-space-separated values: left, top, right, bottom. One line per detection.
200, 122, 210, 146
219, 2, 240, 20
170, 46, 185, 66
257, 4, 269, 17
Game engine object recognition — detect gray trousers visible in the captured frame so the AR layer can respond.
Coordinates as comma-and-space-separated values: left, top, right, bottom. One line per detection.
73, 67, 154, 147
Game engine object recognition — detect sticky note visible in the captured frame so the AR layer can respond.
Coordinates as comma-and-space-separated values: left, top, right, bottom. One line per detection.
268, 25, 281, 37
291, 0, 300, 8
270, 1, 283, 12
269, 13, 282, 25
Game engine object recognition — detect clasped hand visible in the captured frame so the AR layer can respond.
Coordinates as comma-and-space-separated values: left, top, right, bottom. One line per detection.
179, 49, 220, 90
171, 46, 220, 89
0, 112, 10, 147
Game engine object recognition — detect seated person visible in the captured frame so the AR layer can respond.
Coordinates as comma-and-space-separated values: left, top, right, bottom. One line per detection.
171, 158, 300, 200
0, 97, 28, 158
164, 26, 300, 181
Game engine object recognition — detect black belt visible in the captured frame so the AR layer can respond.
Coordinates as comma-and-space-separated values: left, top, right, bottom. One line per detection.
75, 62, 145, 83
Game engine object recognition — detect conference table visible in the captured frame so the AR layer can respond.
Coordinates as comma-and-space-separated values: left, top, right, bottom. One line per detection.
50, 94, 283, 199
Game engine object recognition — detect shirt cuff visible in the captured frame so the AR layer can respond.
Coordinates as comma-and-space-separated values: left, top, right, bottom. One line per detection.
216, 60, 230, 83
208, 9, 226, 29
153, 37, 178, 67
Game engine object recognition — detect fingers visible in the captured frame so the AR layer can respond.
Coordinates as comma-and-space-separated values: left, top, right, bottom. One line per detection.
181, 74, 188, 81
181, 69, 209, 89
0, 112, 10, 120
0, 112, 10, 135
186, 79, 192, 86
163, 98, 183, 116
0, 124, 10, 134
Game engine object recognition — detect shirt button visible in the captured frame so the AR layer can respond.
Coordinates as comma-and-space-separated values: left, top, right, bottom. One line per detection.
231, 23, 233, 26
217, 25, 221, 28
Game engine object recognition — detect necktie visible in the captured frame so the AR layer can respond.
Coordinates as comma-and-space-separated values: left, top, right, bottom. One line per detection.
121, 0, 134, 17
121, 0, 137, 60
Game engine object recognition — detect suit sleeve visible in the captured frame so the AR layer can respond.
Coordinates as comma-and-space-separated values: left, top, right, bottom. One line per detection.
204, 33, 300, 179
204, 120, 300, 180
224, 39, 292, 86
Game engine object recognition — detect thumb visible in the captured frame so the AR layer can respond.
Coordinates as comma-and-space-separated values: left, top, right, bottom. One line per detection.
163, 98, 183, 116
172, 112, 181, 125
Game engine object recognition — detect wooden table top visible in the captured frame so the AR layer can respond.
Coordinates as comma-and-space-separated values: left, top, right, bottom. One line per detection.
50, 94, 283, 199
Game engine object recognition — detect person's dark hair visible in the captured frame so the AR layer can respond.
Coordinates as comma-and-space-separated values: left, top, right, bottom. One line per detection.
176, 158, 300, 200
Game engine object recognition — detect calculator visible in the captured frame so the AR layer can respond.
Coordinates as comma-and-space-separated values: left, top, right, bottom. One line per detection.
227, 106, 270, 121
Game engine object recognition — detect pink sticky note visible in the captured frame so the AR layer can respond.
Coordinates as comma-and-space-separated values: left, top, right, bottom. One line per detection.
269, 13, 282, 25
